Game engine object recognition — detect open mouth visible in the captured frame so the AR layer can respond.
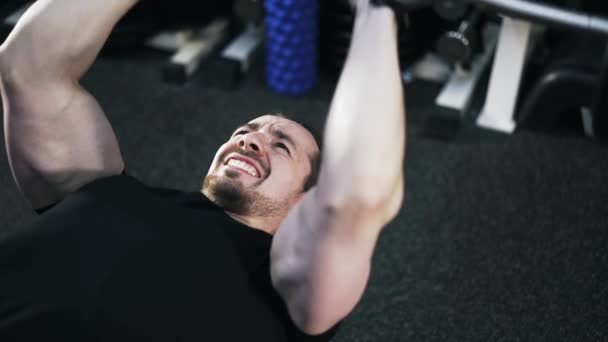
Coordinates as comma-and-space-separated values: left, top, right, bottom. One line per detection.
224, 155, 262, 178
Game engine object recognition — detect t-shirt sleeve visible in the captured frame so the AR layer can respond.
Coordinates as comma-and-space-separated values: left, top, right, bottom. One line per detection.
34, 169, 130, 215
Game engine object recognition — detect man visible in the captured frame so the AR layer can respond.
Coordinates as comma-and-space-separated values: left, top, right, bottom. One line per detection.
0, 0, 405, 340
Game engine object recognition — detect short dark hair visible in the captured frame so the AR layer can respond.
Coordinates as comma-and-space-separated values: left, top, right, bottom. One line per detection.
300, 122, 322, 192
275, 114, 323, 192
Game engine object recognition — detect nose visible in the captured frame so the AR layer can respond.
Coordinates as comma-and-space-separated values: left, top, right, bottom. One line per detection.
237, 132, 265, 154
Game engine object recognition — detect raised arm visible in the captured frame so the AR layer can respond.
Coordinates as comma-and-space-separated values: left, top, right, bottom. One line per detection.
270, 3, 405, 335
0, 0, 138, 210
0, 0, 139, 81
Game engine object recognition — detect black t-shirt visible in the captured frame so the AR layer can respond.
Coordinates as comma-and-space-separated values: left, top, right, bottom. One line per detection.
0, 173, 340, 341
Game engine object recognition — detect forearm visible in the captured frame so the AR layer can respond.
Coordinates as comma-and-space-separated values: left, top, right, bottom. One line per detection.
0, 0, 139, 81
272, 8, 406, 334
317, 7, 405, 208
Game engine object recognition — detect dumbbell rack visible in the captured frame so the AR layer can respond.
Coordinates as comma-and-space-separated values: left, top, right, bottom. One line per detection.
473, 0, 608, 134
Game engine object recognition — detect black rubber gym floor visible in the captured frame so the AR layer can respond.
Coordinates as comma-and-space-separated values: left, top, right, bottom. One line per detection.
1, 50, 607, 341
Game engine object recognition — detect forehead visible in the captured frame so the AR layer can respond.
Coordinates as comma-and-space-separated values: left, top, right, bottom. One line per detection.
243, 115, 319, 154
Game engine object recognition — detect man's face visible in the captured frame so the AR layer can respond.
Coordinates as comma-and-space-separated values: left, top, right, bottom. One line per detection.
202, 115, 319, 217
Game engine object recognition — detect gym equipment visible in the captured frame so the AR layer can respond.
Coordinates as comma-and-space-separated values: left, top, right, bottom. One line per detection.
475, 15, 533, 133
436, 8, 485, 68
140, 1, 237, 84
407, 1, 496, 136
264, 0, 319, 96
433, 0, 470, 22
516, 27, 608, 141
511, 2, 608, 141
420, 0, 608, 139
147, 19, 232, 84
473, 0, 608, 134
433, 22, 498, 125
586, 40, 608, 140
219, 27, 263, 88
218, 0, 265, 88
1, 1, 31, 42
371, 0, 430, 12
476, 0, 608, 35
2, 1, 28, 26
319, 0, 444, 77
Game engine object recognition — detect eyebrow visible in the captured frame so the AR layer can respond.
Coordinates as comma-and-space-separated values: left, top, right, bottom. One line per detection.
240, 122, 259, 131
233, 122, 259, 135
273, 129, 297, 151
236, 122, 298, 151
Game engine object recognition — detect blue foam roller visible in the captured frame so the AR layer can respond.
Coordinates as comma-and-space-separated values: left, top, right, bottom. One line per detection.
264, 0, 319, 96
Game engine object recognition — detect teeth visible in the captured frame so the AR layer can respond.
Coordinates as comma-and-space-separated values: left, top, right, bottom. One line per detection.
227, 159, 259, 177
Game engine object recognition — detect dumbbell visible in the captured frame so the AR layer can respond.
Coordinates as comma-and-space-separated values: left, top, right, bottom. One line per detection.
436, 7, 484, 68
433, 0, 470, 22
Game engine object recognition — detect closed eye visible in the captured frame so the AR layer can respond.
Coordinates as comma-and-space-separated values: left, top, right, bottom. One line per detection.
276, 142, 291, 155
233, 130, 248, 137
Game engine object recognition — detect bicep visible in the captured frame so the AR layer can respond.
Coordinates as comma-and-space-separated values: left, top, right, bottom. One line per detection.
1, 78, 124, 210
270, 188, 392, 335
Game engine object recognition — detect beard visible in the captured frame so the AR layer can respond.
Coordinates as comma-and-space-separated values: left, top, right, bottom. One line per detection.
201, 172, 284, 217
